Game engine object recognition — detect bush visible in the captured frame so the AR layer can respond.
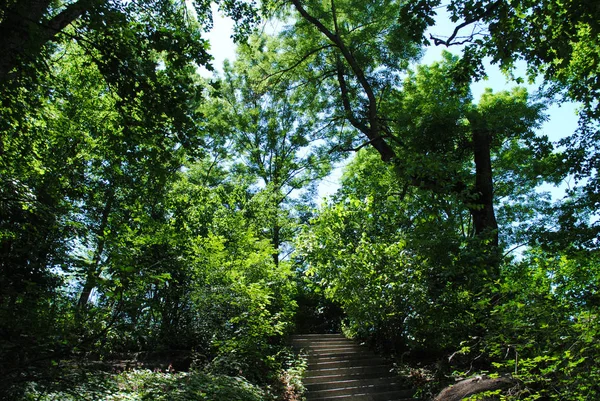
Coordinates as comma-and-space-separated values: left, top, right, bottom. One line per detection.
26, 370, 265, 401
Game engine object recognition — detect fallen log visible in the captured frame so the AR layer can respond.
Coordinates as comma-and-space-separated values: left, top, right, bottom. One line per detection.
434, 375, 517, 401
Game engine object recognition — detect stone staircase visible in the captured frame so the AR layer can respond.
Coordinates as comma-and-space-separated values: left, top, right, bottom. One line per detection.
291, 334, 417, 401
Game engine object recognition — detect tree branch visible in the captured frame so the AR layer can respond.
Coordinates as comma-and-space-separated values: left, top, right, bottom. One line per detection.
430, 0, 501, 47
430, 18, 479, 47
265, 44, 334, 83
335, 55, 369, 134
289, 0, 396, 161
329, 138, 377, 154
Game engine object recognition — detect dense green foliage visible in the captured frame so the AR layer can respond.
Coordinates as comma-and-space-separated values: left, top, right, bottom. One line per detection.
278, 0, 599, 398
0, 2, 300, 399
27, 370, 266, 401
1, 0, 599, 400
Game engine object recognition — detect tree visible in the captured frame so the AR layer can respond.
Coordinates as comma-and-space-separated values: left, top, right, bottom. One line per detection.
271, 0, 600, 259
296, 57, 550, 352
281, 0, 420, 162
427, 0, 600, 251
0, 11, 207, 395
270, 0, 537, 263
133, 162, 298, 382
0, 0, 258, 83
428, 0, 599, 119
202, 35, 334, 265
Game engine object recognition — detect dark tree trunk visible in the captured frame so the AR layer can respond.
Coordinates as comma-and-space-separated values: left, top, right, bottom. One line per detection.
471, 128, 499, 247
0, 0, 90, 82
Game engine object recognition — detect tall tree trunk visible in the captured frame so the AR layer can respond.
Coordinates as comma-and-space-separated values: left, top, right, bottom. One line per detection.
470, 128, 501, 275
471, 128, 498, 246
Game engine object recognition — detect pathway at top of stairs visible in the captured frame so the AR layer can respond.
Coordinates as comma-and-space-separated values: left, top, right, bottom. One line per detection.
291, 334, 418, 401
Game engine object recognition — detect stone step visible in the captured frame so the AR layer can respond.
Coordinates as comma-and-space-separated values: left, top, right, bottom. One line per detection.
292, 337, 355, 342
302, 341, 362, 347
310, 357, 388, 369
293, 341, 359, 349
307, 350, 373, 359
292, 337, 354, 342
292, 337, 354, 344
308, 384, 414, 399
296, 340, 359, 347
292, 334, 346, 339
308, 390, 417, 401
305, 376, 409, 392
303, 369, 398, 385
308, 352, 382, 362
308, 347, 367, 355
305, 364, 394, 378
305, 342, 363, 348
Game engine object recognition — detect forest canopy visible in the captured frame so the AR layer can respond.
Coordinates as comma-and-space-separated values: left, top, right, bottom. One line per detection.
0, 0, 599, 400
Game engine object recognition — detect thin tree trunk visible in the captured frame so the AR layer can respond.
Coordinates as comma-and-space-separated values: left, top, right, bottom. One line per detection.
77, 188, 114, 308
272, 223, 280, 267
